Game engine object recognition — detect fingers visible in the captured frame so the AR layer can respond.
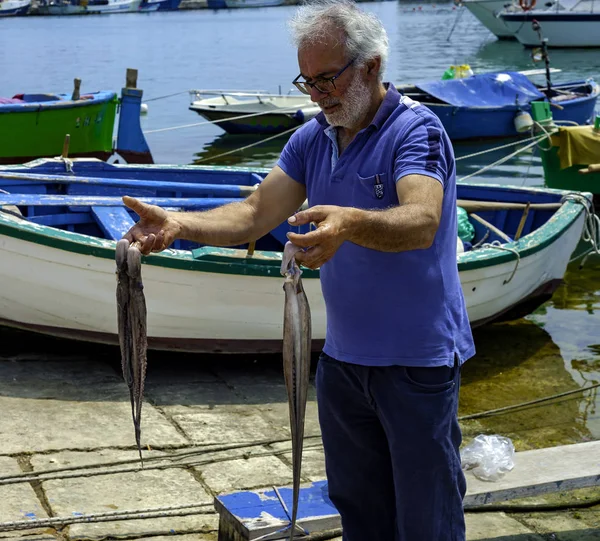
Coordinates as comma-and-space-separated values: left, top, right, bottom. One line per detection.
294, 246, 328, 270
286, 228, 324, 248
122, 195, 150, 217
288, 206, 327, 226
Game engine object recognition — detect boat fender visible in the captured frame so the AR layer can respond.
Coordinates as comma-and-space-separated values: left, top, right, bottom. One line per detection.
514, 110, 533, 133
140, 103, 149, 115
518, 0, 536, 10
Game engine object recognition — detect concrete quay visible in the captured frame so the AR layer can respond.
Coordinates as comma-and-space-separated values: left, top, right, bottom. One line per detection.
0, 331, 598, 541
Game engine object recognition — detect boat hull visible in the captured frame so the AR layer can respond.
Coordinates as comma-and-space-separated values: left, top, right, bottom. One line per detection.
0, 92, 118, 165
0, 175, 589, 353
0, 0, 30, 15
422, 83, 599, 140
501, 12, 600, 47
189, 95, 319, 135
462, 0, 516, 39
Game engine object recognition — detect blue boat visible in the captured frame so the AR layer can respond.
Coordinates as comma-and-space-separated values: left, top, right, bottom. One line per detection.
397, 71, 600, 141
0, 154, 595, 352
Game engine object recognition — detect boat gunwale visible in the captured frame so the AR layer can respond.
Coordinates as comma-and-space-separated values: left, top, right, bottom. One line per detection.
0, 91, 118, 113
0, 181, 591, 277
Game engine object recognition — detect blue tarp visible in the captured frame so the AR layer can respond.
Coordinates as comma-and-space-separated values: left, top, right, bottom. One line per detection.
414, 71, 546, 108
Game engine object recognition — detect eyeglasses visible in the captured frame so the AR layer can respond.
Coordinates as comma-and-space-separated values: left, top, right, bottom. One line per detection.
293, 58, 356, 95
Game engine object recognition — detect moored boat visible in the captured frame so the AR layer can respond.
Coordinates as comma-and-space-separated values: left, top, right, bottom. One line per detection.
0, 69, 153, 165
0, 158, 595, 353
532, 101, 600, 202
39, 0, 141, 14
0, 0, 30, 15
188, 90, 320, 135
499, 0, 600, 47
397, 71, 599, 140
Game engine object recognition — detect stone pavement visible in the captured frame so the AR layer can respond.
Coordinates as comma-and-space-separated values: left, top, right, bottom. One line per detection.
0, 332, 598, 541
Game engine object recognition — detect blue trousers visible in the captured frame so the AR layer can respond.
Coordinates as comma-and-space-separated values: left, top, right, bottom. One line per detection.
316, 353, 466, 541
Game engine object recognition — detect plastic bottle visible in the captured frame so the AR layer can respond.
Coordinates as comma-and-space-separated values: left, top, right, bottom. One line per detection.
594, 114, 600, 133
442, 65, 456, 80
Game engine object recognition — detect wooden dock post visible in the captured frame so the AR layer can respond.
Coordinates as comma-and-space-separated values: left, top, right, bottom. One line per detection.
214, 440, 600, 541
126, 68, 138, 89
71, 78, 81, 101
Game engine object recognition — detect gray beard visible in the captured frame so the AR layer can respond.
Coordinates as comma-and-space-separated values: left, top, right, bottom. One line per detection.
321, 71, 372, 130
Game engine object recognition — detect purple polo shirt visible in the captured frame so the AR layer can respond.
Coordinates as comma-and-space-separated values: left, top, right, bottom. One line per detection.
276, 83, 475, 367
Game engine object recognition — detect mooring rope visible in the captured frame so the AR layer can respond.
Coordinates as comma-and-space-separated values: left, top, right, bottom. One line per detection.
560, 192, 600, 267
458, 136, 550, 183
144, 105, 314, 135
193, 124, 302, 163
0, 502, 215, 532
478, 241, 521, 284
455, 133, 549, 162
459, 382, 600, 421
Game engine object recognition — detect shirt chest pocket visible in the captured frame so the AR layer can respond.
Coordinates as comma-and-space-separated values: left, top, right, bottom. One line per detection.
354, 172, 398, 209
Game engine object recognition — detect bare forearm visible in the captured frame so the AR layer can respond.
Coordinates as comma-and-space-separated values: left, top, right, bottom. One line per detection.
173, 201, 259, 246
345, 204, 439, 252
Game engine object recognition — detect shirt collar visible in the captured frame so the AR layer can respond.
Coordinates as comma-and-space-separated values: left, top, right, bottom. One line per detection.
315, 82, 400, 131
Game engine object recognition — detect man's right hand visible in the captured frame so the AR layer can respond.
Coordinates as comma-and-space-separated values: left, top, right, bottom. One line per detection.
122, 195, 183, 255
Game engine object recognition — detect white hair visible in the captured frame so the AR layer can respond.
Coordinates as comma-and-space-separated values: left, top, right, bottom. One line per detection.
288, 0, 389, 80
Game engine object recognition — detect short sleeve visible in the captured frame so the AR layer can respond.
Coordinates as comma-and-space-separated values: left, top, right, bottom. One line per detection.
394, 116, 449, 188
276, 127, 306, 185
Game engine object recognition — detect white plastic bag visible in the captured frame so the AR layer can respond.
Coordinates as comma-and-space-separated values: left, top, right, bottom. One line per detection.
460, 434, 515, 482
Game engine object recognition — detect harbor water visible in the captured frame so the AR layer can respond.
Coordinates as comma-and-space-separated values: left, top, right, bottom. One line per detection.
1, 1, 599, 449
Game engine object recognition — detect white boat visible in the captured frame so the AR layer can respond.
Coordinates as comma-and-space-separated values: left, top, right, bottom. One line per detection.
41, 0, 141, 15
0, 158, 596, 354
461, 0, 577, 39
499, 0, 600, 47
188, 90, 320, 135
0, 0, 30, 15
461, 0, 519, 39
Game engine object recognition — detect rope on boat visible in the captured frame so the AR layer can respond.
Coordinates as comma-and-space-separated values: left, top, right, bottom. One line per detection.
143, 105, 313, 135
457, 136, 551, 183
560, 192, 600, 268
194, 124, 302, 163
479, 241, 521, 284
0, 503, 215, 533
143, 90, 191, 103
455, 133, 551, 162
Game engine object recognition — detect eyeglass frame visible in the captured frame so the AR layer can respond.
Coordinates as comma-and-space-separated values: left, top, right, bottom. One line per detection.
292, 57, 356, 95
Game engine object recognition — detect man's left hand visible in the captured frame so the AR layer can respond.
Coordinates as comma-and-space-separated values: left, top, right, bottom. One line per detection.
286, 205, 353, 270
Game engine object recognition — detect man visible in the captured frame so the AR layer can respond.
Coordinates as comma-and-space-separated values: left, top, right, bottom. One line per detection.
122, 0, 475, 539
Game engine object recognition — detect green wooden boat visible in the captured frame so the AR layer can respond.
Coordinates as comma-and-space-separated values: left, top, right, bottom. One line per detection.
532, 101, 600, 201
0, 69, 153, 165
0, 90, 118, 165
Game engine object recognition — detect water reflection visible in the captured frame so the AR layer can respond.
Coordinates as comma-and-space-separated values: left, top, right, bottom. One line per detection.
461, 319, 594, 449
192, 132, 291, 169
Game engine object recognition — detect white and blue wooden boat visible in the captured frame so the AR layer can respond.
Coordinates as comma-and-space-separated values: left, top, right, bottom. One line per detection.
397, 71, 600, 140
189, 90, 319, 135
0, 158, 594, 353
0, 0, 30, 15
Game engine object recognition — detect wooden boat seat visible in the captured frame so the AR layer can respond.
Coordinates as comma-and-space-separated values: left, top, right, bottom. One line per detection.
91, 206, 135, 241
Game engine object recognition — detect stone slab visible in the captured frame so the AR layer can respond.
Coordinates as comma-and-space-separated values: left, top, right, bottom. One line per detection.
170, 408, 288, 446
0, 360, 187, 454
0, 457, 49, 537
465, 512, 543, 540
30, 450, 216, 540
198, 455, 293, 495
